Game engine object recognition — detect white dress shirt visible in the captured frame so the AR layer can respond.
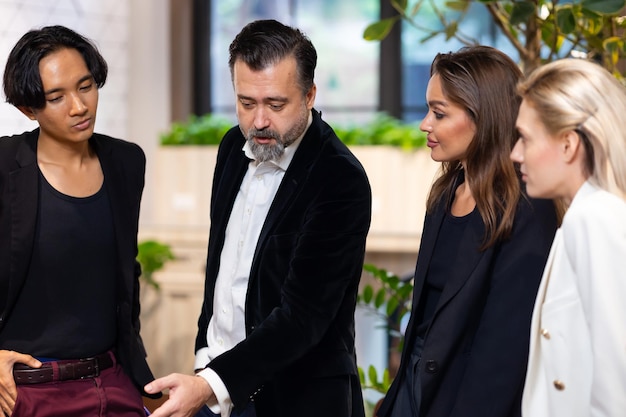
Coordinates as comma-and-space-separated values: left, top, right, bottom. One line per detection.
195, 115, 310, 416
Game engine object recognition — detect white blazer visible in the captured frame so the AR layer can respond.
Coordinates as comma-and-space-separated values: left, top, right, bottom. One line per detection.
522, 181, 626, 417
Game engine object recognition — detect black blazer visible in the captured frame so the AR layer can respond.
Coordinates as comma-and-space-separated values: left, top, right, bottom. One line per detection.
378, 182, 557, 417
0, 129, 159, 398
194, 109, 372, 416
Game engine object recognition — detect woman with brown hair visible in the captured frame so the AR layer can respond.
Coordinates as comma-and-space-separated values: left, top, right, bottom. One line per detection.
377, 46, 557, 417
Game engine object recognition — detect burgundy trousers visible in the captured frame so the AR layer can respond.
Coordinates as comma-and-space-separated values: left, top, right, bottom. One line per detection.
12, 356, 145, 417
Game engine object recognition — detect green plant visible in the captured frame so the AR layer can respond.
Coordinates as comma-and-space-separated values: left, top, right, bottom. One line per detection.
159, 112, 427, 149
160, 113, 233, 145
137, 240, 175, 290
365, 0, 626, 77
357, 263, 414, 394
334, 113, 427, 150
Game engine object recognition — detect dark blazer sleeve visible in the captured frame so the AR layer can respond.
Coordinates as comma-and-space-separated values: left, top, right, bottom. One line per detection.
445, 197, 557, 417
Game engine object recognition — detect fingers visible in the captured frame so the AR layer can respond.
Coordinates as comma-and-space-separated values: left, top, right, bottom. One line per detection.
0, 350, 41, 369
0, 373, 16, 417
145, 374, 212, 417
0, 350, 42, 417
0, 389, 15, 417
146, 398, 179, 417
144, 373, 180, 394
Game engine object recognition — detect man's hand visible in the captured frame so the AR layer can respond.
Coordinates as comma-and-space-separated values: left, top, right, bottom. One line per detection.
0, 350, 41, 416
145, 373, 214, 417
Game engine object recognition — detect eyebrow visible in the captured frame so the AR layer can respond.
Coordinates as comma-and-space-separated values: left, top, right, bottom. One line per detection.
238, 94, 288, 103
43, 74, 93, 96
427, 99, 447, 108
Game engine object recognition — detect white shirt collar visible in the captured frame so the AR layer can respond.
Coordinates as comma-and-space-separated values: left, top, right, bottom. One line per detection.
242, 111, 312, 171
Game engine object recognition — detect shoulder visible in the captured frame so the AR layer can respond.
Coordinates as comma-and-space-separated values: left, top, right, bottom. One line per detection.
215, 126, 244, 158
514, 193, 558, 233
563, 183, 626, 234
0, 130, 35, 151
496, 193, 558, 256
92, 132, 145, 162
315, 116, 368, 179
0, 130, 38, 168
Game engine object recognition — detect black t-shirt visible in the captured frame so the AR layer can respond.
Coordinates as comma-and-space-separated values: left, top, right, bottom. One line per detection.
0, 172, 117, 359
414, 207, 478, 339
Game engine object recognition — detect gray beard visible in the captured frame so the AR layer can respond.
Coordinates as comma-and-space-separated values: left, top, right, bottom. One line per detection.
247, 136, 286, 163
243, 108, 309, 163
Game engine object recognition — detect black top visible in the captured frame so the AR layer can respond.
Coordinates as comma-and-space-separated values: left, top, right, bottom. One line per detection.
414, 207, 478, 339
0, 172, 117, 358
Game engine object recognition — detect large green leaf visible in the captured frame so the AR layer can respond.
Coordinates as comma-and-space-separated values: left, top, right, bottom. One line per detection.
582, 0, 626, 14
446, 0, 471, 11
362, 284, 374, 304
375, 288, 387, 308
603, 36, 625, 65
510, 1, 536, 25
363, 17, 399, 40
556, 7, 577, 34
368, 365, 379, 386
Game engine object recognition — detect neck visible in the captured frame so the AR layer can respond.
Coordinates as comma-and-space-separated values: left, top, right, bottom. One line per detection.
37, 136, 94, 167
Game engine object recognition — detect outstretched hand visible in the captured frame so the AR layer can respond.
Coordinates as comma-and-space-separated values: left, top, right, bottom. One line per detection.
0, 350, 41, 416
145, 373, 214, 417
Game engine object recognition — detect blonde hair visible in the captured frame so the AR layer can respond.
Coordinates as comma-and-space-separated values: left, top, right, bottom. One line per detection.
518, 59, 626, 201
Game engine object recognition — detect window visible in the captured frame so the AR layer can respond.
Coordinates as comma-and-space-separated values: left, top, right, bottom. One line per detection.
206, 0, 380, 125
198, 0, 519, 124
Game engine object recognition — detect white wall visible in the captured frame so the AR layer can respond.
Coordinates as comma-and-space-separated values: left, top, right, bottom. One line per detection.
127, 0, 171, 227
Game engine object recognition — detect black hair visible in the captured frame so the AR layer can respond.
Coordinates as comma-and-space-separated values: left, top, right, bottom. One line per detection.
3, 25, 107, 109
228, 19, 317, 95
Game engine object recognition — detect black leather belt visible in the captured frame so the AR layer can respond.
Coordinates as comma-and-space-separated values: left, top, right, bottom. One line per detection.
13, 352, 114, 385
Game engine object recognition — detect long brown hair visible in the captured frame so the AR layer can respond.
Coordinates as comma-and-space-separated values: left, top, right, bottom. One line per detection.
426, 46, 524, 249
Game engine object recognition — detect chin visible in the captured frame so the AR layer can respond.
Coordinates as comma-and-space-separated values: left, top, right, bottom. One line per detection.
526, 185, 550, 200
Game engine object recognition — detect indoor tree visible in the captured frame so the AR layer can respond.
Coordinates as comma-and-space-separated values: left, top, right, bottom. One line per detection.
365, 0, 626, 77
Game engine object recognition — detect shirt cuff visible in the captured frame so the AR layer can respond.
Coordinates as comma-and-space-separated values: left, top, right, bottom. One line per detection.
194, 347, 211, 371
197, 367, 233, 416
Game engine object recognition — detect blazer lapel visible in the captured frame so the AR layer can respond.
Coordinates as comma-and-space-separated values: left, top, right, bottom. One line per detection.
411, 205, 446, 306
400, 203, 446, 351
7, 132, 39, 312
95, 137, 134, 296
211, 145, 249, 250
254, 110, 321, 251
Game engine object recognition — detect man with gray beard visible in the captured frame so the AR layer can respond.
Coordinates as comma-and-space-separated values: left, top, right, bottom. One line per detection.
146, 19, 372, 417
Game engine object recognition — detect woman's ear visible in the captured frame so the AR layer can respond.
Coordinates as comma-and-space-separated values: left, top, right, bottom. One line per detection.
562, 130, 583, 164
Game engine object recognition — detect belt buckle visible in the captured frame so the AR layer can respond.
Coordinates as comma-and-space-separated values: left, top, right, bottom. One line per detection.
79, 356, 100, 379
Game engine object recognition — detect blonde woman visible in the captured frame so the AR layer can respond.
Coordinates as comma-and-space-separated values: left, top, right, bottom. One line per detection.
511, 58, 626, 417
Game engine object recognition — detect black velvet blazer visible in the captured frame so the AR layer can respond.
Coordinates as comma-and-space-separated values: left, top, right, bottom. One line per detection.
194, 109, 372, 416
378, 181, 558, 417
0, 129, 159, 398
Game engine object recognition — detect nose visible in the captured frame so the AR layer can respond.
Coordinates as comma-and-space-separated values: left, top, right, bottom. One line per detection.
420, 113, 432, 132
68, 92, 87, 116
510, 138, 524, 163
253, 107, 270, 130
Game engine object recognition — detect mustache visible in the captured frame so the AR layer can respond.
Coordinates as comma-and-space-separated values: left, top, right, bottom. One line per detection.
247, 128, 281, 142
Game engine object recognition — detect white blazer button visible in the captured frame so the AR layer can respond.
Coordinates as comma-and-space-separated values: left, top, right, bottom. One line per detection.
541, 328, 551, 339
553, 380, 565, 390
